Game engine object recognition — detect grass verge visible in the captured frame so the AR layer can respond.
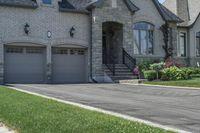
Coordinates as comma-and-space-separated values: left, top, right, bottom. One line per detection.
0, 86, 174, 133
144, 78, 200, 88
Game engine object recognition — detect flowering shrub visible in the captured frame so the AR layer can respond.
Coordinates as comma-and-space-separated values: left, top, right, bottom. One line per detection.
133, 67, 139, 76
164, 58, 183, 68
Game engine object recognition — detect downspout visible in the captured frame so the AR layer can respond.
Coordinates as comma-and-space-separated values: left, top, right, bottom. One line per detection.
89, 11, 98, 83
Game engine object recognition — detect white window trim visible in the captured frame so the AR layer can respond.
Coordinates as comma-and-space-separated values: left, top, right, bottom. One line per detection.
177, 31, 187, 57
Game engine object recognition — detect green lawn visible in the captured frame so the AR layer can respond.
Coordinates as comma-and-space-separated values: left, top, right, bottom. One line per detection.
144, 78, 200, 88
0, 86, 173, 133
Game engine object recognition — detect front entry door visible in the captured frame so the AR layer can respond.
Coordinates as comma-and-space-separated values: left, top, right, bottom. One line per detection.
102, 22, 123, 64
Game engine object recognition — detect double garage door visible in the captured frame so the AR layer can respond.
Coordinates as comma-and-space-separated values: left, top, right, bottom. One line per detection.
4, 46, 86, 84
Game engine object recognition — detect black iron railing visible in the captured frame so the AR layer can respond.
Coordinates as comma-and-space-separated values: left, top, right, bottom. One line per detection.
122, 48, 136, 71
105, 54, 116, 76
104, 48, 116, 76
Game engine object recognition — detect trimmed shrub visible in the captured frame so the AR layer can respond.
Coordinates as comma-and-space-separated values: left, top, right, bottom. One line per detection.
150, 62, 165, 80
144, 70, 157, 81
180, 67, 193, 79
189, 67, 200, 74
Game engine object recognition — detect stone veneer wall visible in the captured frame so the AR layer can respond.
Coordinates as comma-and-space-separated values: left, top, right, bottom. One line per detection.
91, 0, 133, 82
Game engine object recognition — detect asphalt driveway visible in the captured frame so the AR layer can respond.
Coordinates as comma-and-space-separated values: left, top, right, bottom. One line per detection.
9, 84, 200, 133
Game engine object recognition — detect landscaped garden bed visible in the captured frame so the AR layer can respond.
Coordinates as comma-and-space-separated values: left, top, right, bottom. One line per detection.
133, 58, 200, 88
0, 86, 174, 133
144, 78, 200, 88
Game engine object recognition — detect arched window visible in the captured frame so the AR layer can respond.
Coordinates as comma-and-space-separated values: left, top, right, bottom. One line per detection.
196, 32, 200, 57
133, 22, 154, 55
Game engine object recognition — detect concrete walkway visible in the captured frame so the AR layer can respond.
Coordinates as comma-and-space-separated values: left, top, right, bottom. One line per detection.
9, 84, 200, 133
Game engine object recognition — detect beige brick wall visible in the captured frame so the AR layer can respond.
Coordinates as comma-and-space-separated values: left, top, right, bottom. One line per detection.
0, 0, 90, 83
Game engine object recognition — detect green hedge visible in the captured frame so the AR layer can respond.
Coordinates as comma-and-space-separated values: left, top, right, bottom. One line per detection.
143, 70, 157, 81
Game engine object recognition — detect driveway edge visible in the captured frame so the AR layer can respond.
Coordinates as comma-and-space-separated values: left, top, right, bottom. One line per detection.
122, 83, 200, 90
8, 86, 190, 133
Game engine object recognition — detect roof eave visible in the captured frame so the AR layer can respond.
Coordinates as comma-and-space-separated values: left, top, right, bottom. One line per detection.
86, 0, 139, 13
59, 8, 90, 14
0, 2, 38, 9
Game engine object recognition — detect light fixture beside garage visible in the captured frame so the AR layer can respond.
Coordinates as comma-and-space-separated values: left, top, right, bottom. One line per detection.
47, 31, 52, 38
69, 26, 75, 38
24, 23, 30, 35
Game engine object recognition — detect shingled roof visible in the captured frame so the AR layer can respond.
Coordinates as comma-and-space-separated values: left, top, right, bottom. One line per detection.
85, 0, 139, 12
60, 0, 181, 23
163, 0, 200, 26
0, 0, 181, 23
152, 0, 183, 23
0, 0, 38, 8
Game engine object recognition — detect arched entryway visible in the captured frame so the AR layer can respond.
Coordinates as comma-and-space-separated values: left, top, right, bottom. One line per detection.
102, 22, 123, 64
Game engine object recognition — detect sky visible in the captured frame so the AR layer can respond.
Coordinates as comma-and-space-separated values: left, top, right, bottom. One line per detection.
159, 0, 166, 3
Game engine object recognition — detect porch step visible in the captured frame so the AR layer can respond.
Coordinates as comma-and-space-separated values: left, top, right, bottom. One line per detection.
111, 76, 138, 83
119, 79, 147, 84
103, 64, 138, 83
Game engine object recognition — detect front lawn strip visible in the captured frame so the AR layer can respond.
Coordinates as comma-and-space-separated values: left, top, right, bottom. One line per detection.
0, 86, 174, 133
144, 78, 200, 88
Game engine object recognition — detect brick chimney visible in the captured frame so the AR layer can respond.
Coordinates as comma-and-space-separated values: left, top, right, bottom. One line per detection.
177, 0, 190, 22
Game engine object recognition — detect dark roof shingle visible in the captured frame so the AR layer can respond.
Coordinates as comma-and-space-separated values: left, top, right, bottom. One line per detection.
152, 0, 183, 23
0, 0, 38, 8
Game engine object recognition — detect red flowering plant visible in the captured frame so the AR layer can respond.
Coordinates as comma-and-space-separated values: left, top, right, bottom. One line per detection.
164, 57, 184, 68
133, 66, 139, 76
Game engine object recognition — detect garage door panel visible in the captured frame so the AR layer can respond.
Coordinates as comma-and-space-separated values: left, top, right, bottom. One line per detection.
52, 48, 86, 83
5, 46, 45, 83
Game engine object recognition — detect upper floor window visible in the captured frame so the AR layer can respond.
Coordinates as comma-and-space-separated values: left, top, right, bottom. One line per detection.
42, 0, 51, 4
178, 32, 187, 57
133, 22, 154, 55
111, 0, 117, 8
196, 32, 200, 57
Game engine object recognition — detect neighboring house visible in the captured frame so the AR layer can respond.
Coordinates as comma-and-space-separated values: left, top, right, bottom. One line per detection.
0, 0, 181, 84
163, 0, 200, 67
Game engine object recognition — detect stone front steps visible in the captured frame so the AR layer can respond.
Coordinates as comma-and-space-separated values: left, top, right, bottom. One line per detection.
104, 64, 138, 83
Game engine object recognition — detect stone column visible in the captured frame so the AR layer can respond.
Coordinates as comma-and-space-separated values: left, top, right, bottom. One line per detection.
46, 44, 52, 83
0, 43, 3, 84
169, 23, 178, 57
123, 21, 134, 56
91, 16, 104, 82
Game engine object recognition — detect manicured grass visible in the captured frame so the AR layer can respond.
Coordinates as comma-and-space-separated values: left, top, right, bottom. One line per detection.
0, 86, 173, 133
144, 78, 200, 88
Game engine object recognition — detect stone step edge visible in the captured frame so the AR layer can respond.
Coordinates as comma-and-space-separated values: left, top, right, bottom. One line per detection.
119, 79, 147, 84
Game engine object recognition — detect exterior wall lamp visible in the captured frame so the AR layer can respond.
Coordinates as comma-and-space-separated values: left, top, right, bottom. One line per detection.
24, 23, 30, 35
69, 26, 75, 38
47, 31, 52, 38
